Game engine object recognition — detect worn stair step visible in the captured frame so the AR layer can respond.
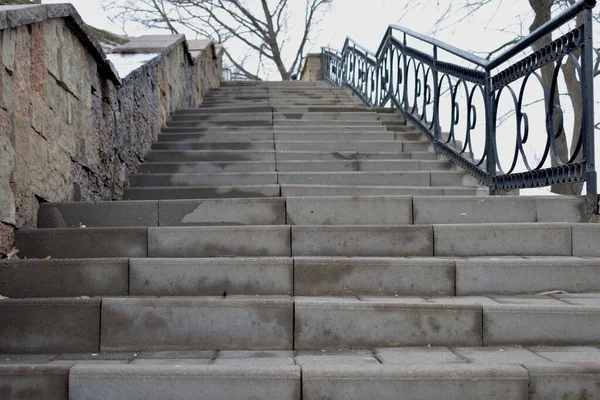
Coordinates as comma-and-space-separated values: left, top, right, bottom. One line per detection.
413, 195, 591, 224
278, 171, 468, 186
160, 126, 273, 133
274, 131, 395, 141
175, 105, 273, 114
148, 226, 290, 257
145, 150, 275, 162
16, 227, 148, 259
69, 364, 301, 400
276, 160, 453, 172
275, 151, 438, 161
302, 364, 527, 400
294, 257, 454, 297
294, 297, 481, 349
129, 258, 293, 296
157, 132, 274, 142
124, 185, 280, 200
128, 172, 278, 187
165, 120, 272, 129
0, 298, 101, 353
100, 296, 293, 351
456, 257, 600, 295
273, 112, 383, 121
291, 225, 433, 257
138, 161, 276, 174
37, 198, 285, 228
151, 141, 275, 150
286, 196, 412, 225
169, 112, 273, 122
38, 201, 159, 228
274, 141, 430, 152
280, 185, 484, 197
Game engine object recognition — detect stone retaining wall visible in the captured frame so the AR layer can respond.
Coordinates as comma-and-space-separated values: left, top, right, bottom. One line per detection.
0, 4, 222, 254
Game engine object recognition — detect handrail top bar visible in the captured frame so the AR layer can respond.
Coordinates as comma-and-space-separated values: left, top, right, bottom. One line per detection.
325, 0, 594, 72
488, 0, 595, 69
385, 24, 490, 68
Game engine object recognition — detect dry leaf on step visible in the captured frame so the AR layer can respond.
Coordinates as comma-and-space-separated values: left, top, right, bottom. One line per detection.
7, 248, 19, 260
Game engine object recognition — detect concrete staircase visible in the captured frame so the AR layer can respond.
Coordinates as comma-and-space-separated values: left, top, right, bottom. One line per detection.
2, 81, 600, 399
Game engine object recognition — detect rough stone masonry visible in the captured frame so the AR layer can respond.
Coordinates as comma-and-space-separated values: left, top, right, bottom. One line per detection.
0, 4, 222, 254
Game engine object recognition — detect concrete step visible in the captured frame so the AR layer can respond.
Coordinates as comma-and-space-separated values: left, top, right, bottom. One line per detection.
272, 112, 387, 121
274, 151, 439, 161
4, 295, 600, 353
138, 161, 276, 173
38, 198, 285, 228
278, 171, 470, 187
276, 160, 453, 172
15, 225, 292, 258
165, 120, 272, 129
280, 185, 484, 196
151, 141, 275, 150
128, 172, 278, 187
69, 364, 300, 400
5, 347, 600, 399
274, 131, 395, 141
145, 150, 275, 162
170, 112, 273, 122
157, 132, 274, 142
274, 141, 430, 152
0, 297, 294, 353
160, 126, 274, 133
124, 185, 280, 200
4, 257, 600, 299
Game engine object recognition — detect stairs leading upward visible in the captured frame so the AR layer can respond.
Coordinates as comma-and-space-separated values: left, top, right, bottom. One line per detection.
2, 81, 600, 399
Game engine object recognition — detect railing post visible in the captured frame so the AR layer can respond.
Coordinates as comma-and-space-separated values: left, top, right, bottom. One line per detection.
581, 7, 597, 210
484, 69, 497, 195
388, 33, 394, 106
402, 33, 409, 115
432, 45, 441, 141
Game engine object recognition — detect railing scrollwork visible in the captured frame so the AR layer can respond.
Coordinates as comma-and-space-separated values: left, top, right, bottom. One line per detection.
322, 0, 597, 211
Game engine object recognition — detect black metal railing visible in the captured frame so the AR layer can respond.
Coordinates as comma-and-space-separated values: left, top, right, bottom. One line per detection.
322, 0, 597, 208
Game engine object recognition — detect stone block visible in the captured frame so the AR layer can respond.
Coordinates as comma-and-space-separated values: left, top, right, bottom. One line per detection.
291, 225, 433, 257
294, 297, 482, 350
294, 257, 454, 296
112, 34, 186, 54
375, 346, 465, 365
278, 171, 431, 186
529, 346, 600, 363
100, 297, 293, 351
0, 364, 71, 400
0, 298, 100, 353
455, 257, 600, 295
129, 257, 293, 296
535, 196, 590, 222
38, 201, 159, 228
452, 346, 547, 364
148, 226, 291, 257
302, 364, 528, 400
158, 198, 285, 226
69, 364, 301, 400
413, 196, 536, 224
0, 258, 128, 297
3, 5, 48, 28
483, 304, 600, 345
434, 223, 572, 257
125, 185, 281, 200
572, 224, 600, 256
295, 350, 379, 365
286, 196, 412, 225
525, 363, 600, 400
1, 28, 16, 73
137, 351, 216, 360
15, 227, 148, 258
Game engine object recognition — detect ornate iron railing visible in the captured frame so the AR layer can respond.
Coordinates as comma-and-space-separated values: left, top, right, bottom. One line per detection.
322, 0, 597, 209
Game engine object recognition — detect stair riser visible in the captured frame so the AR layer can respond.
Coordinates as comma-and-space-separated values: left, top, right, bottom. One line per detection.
152, 142, 274, 150
124, 186, 280, 200
276, 160, 453, 172
129, 173, 278, 187
138, 162, 276, 173
5, 258, 600, 298
145, 151, 275, 162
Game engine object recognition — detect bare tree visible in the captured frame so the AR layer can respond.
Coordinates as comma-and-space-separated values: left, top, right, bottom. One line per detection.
101, 0, 332, 81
